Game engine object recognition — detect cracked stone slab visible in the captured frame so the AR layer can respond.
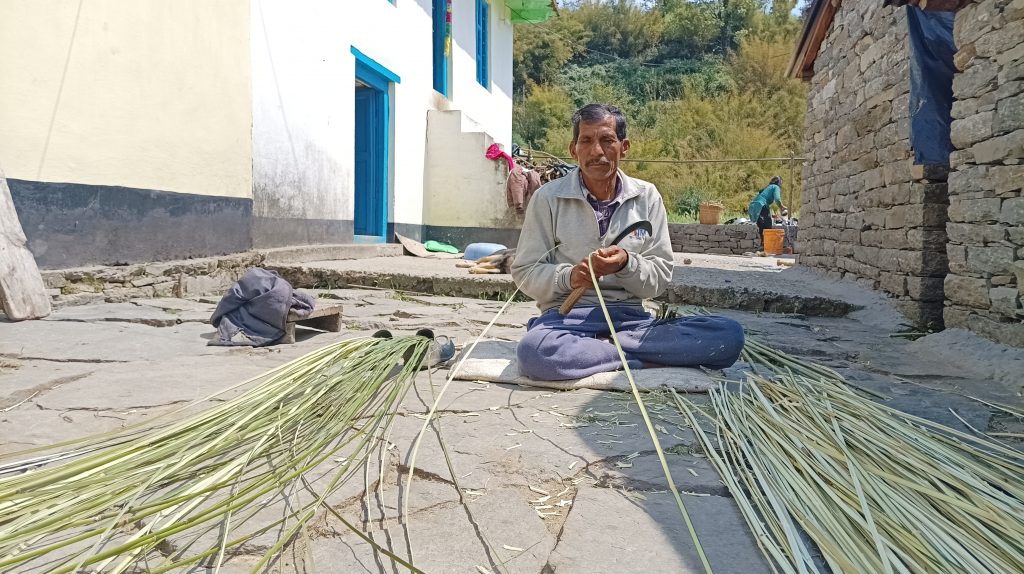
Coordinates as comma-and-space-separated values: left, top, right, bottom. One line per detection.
880, 383, 992, 431
590, 451, 726, 495
0, 333, 396, 451
0, 525, 146, 574
402, 378, 609, 415
305, 488, 555, 574
31, 354, 281, 412
352, 468, 463, 526
829, 366, 1001, 420
545, 487, 771, 574
384, 408, 552, 492
386, 394, 697, 494
0, 321, 219, 362
118, 435, 464, 565
0, 360, 95, 410
1, 407, 137, 455
45, 302, 210, 326
130, 297, 217, 312
0, 318, 381, 365
207, 485, 551, 573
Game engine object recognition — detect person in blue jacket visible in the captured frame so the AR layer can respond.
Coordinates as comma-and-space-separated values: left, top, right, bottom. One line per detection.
748, 176, 788, 249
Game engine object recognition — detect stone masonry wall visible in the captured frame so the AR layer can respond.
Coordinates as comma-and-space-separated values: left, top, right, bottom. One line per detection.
26, 246, 402, 310
668, 224, 759, 254
798, 2, 949, 327
944, 0, 1024, 347
38, 253, 264, 308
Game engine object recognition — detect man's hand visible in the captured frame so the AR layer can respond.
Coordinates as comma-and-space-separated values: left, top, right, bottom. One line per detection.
569, 260, 592, 289
592, 246, 629, 276
569, 246, 629, 289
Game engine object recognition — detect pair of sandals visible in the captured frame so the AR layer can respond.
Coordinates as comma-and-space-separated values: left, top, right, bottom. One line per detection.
372, 328, 456, 369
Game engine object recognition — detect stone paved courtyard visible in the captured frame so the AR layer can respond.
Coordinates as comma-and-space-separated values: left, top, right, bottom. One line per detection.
2, 257, 1022, 573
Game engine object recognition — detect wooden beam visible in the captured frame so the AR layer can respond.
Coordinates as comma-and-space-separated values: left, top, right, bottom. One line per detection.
800, 1, 839, 79
788, 0, 841, 80
0, 165, 51, 320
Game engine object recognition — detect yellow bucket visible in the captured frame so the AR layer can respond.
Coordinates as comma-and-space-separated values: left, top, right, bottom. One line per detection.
763, 228, 785, 255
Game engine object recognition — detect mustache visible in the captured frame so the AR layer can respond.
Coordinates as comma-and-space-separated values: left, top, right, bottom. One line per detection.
585, 159, 611, 166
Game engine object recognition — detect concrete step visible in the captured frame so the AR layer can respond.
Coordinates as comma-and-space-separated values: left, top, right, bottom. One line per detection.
267, 258, 519, 301
270, 256, 861, 317
259, 244, 402, 265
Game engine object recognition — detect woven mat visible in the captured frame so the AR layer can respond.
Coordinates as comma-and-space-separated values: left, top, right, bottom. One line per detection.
449, 340, 716, 392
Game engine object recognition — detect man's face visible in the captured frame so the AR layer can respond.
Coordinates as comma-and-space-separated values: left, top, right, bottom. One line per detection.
569, 116, 630, 181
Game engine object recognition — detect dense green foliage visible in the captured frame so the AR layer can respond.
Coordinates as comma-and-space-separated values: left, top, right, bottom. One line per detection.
512, 0, 807, 215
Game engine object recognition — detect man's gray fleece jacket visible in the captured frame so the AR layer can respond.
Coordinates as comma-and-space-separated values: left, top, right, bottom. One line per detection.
511, 169, 674, 312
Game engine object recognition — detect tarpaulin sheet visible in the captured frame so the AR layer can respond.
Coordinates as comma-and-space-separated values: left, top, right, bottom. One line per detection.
906, 6, 957, 165
505, 0, 556, 23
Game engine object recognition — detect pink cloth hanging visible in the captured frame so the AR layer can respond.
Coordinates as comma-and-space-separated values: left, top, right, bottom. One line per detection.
485, 143, 515, 172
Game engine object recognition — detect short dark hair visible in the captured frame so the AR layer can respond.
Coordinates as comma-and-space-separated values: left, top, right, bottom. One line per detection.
571, 103, 627, 143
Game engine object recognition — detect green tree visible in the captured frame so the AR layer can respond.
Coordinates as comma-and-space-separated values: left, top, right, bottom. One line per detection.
662, 1, 722, 59
573, 0, 665, 62
511, 0, 808, 215
715, 0, 763, 55
512, 17, 590, 98
512, 85, 575, 149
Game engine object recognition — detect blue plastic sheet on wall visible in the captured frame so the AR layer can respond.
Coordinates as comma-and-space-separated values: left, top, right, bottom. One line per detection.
906, 6, 957, 166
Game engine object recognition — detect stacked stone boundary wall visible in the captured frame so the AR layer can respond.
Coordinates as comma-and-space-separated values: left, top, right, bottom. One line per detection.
669, 224, 760, 254
668, 223, 798, 254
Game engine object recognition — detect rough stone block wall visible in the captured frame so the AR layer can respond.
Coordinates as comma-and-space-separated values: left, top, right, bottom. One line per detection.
39, 253, 263, 308
668, 224, 760, 254
944, 0, 1024, 347
797, 2, 949, 327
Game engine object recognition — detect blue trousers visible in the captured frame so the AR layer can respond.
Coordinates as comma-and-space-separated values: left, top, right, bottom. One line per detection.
516, 305, 745, 381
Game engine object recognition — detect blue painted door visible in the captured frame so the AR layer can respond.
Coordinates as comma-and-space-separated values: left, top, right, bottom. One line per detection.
354, 86, 385, 238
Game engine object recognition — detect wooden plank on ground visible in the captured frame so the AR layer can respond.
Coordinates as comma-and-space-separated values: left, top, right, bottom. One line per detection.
0, 166, 51, 320
281, 304, 343, 344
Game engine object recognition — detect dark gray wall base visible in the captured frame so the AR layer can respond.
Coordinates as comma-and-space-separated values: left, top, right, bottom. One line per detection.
251, 217, 354, 249
8, 179, 252, 269
391, 224, 521, 250
391, 222, 422, 242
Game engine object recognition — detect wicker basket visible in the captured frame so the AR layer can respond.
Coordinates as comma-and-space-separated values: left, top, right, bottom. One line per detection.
698, 202, 724, 225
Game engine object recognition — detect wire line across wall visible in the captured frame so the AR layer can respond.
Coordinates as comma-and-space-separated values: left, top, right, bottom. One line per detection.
520, 148, 806, 211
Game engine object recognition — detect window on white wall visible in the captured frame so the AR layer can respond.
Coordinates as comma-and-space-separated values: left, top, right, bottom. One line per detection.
475, 0, 489, 88
433, 0, 449, 96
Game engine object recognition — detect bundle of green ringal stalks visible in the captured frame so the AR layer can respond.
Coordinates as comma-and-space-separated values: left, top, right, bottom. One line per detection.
673, 372, 1024, 574
0, 335, 430, 573
646, 306, 1024, 573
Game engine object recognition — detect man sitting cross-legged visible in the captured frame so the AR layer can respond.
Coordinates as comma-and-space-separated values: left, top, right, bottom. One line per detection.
510, 103, 745, 381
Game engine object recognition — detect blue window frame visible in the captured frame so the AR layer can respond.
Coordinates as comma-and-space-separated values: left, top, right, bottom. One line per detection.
475, 0, 489, 88
432, 0, 448, 96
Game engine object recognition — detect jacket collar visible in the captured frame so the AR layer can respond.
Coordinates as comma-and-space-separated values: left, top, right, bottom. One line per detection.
553, 168, 643, 202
